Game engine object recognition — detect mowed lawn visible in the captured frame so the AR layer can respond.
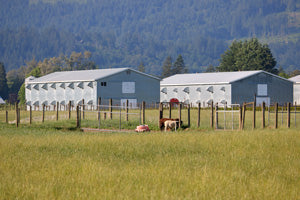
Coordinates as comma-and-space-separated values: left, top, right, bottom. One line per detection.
0, 124, 299, 199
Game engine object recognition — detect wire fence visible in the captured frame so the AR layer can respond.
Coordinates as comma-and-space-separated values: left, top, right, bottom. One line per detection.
78, 104, 142, 130
1, 101, 299, 131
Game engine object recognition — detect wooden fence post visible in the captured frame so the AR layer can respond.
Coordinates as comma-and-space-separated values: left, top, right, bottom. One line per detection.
76, 105, 80, 128
68, 101, 71, 119
126, 100, 129, 121
210, 101, 214, 128
253, 95, 256, 129
275, 103, 278, 129
109, 98, 112, 119
159, 102, 163, 119
6, 110, 8, 124
287, 102, 291, 128
29, 105, 32, 124
187, 104, 190, 128
215, 103, 218, 129
239, 105, 243, 130
42, 104, 45, 123
56, 102, 59, 121
169, 102, 172, 119
242, 103, 246, 130
179, 103, 182, 128
197, 103, 201, 128
82, 99, 85, 120
262, 102, 265, 128
15, 102, 19, 127
142, 101, 145, 124
18, 108, 20, 124
98, 97, 101, 120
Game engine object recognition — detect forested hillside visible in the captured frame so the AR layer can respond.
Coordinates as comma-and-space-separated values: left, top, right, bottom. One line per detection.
1, 0, 300, 74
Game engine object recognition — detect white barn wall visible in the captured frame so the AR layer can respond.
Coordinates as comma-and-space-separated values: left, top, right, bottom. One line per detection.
294, 83, 300, 104
160, 84, 231, 107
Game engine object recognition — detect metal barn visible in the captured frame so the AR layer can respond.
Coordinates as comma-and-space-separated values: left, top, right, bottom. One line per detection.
160, 70, 293, 107
289, 75, 300, 104
25, 68, 160, 110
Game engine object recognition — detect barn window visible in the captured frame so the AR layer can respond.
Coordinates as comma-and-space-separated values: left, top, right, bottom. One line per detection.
26, 84, 31, 90
207, 86, 213, 93
77, 82, 84, 89
41, 84, 48, 90
173, 88, 178, 93
60, 83, 65, 89
184, 99, 190, 104
220, 100, 227, 104
33, 101, 39, 106
183, 87, 190, 94
87, 82, 93, 88
257, 84, 267, 96
207, 99, 213, 105
101, 82, 107, 86
122, 82, 135, 93
33, 84, 39, 90
220, 87, 225, 92
161, 88, 167, 94
50, 83, 56, 89
68, 83, 74, 89
196, 87, 201, 92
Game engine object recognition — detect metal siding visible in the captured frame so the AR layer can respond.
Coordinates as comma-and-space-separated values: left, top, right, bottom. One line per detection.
160, 84, 231, 107
232, 72, 293, 105
97, 70, 160, 103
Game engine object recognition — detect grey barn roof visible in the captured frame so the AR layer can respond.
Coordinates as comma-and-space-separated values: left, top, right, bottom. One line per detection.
289, 75, 300, 83
161, 70, 291, 86
27, 68, 160, 83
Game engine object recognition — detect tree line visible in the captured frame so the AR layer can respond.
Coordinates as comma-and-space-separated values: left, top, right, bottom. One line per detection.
0, 51, 96, 103
1, 38, 300, 104
0, 0, 299, 73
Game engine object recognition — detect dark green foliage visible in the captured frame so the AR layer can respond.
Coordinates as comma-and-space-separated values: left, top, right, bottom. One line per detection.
18, 83, 26, 105
218, 38, 277, 73
205, 65, 216, 72
161, 56, 173, 78
0, 0, 299, 74
172, 55, 187, 74
0, 62, 9, 100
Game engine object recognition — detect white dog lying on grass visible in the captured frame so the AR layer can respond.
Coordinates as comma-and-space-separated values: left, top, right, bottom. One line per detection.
164, 120, 177, 132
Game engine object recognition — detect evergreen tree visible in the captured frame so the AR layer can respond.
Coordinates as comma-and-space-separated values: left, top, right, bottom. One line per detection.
173, 54, 187, 74
218, 38, 277, 73
0, 62, 9, 100
206, 64, 216, 72
138, 62, 145, 73
161, 56, 173, 78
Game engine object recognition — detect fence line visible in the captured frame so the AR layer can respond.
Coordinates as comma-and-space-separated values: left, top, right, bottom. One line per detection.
1, 100, 299, 131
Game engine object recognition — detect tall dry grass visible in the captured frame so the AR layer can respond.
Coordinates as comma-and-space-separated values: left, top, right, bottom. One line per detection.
0, 123, 299, 199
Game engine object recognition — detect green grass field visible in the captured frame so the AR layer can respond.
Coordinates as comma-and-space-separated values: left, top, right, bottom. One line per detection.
0, 122, 299, 199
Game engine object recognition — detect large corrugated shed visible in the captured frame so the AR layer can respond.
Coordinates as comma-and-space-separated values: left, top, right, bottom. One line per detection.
160, 70, 293, 106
